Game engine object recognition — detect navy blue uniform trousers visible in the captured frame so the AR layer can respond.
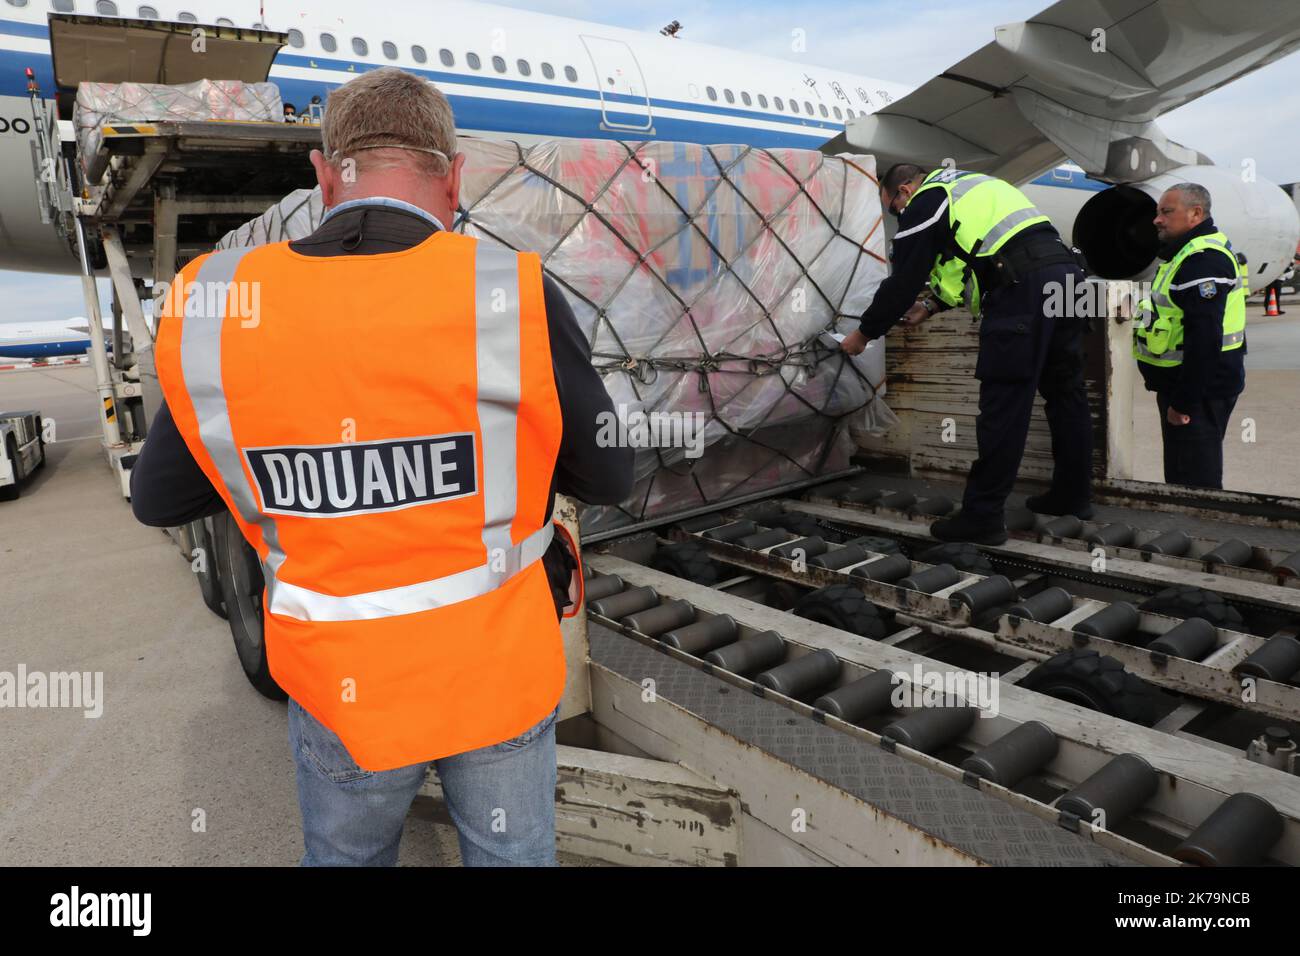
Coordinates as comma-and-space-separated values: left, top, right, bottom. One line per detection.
962, 262, 1093, 522
1155, 392, 1237, 489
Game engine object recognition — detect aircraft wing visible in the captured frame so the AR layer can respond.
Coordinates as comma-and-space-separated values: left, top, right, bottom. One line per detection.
820, 0, 1300, 186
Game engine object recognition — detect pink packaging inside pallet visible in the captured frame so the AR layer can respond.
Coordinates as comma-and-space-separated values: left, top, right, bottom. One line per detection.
217, 137, 893, 535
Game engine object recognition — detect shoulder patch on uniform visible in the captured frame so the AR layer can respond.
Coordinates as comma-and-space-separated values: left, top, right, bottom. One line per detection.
1198, 280, 1218, 299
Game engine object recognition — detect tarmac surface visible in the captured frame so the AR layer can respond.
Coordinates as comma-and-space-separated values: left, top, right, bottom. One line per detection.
0, 299, 1296, 866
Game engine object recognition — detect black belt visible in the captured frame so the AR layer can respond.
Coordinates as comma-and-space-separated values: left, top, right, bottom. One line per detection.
982, 234, 1084, 292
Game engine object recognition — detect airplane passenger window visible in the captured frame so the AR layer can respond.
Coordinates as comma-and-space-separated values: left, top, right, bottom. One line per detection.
706, 86, 717, 101
177, 11, 196, 22
352, 37, 368, 56
137, 5, 157, 16
320, 33, 337, 53
492, 55, 506, 73
95, 0, 116, 13
789, 100, 798, 113
215, 17, 233, 26
724, 89, 734, 104
564, 65, 577, 82
467, 52, 481, 70
740, 92, 751, 106
819, 104, 828, 117
440, 49, 454, 66
832, 106, 841, 119
804, 100, 813, 114
7, 0, 28, 7
757, 94, 767, 108
517, 59, 531, 76
50, 0, 74, 11
412, 45, 427, 63
286, 29, 304, 48
541, 62, 554, 79
774, 96, 784, 110
252, 21, 266, 29
382, 41, 398, 60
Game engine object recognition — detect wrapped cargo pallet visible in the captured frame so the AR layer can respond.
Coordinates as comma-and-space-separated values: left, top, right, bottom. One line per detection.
216, 137, 893, 535
74, 79, 283, 181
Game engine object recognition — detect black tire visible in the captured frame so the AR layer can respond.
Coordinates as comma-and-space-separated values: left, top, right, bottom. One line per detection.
916, 541, 994, 574
651, 540, 720, 585
0, 437, 22, 501
1020, 648, 1166, 727
190, 516, 227, 619
212, 510, 286, 701
34, 416, 46, 470
793, 584, 888, 640
1138, 585, 1244, 631
849, 535, 902, 555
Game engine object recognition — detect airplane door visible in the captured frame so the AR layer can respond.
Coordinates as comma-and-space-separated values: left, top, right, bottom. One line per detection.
579, 35, 653, 133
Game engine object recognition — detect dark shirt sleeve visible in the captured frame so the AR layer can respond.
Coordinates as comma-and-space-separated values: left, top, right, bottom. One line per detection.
859, 187, 952, 339
544, 276, 635, 505
129, 400, 226, 526
1167, 250, 1237, 410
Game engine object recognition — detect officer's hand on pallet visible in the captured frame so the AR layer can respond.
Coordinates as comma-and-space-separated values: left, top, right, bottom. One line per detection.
1166, 405, 1192, 427
840, 300, 930, 355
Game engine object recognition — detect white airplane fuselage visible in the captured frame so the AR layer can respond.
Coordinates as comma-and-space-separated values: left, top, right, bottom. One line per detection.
0, 0, 1291, 288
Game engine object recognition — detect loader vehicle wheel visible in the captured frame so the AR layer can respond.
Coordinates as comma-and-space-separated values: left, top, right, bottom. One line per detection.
1020, 648, 1165, 727
189, 515, 227, 619
916, 541, 994, 575
213, 510, 286, 701
1138, 585, 1244, 632
651, 540, 720, 586
793, 585, 888, 640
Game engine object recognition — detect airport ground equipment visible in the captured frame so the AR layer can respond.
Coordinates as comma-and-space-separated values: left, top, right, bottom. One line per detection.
29, 14, 319, 498
0, 411, 45, 501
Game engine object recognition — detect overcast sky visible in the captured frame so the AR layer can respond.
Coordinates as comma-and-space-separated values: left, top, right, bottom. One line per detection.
4, 0, 1297, 325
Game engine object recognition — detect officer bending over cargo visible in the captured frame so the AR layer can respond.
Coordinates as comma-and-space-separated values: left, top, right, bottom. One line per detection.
841, 163, 1093, 544
1134, 183, 1247, 490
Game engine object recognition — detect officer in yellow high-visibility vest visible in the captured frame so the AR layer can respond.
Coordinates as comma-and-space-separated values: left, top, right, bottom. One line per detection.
842, 163, 1093, 544
1134, 183, 1247, 489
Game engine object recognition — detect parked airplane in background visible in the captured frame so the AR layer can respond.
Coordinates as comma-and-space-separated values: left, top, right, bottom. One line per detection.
0, 0, 1296, 290
0, 317, 104, 360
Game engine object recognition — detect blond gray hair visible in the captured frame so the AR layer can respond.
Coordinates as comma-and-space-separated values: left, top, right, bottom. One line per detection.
1169, 182, 1212, 216
321, 67, 457, 177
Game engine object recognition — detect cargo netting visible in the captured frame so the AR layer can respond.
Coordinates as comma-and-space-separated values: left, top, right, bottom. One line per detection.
216, 137, 894, 535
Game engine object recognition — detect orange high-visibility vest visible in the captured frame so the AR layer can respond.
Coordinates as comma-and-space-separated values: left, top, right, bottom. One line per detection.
155, 231, 566, 771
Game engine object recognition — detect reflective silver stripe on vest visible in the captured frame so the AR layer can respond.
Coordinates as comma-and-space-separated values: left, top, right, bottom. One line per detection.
982, 204, 1047, 247
948, 172, 992, 201
474, 243, 524, 580
269, 523, 554, 622
1135, 340, 1183, 362
181, 248, 290, 579
1135, 331, 1243, 363
178, 241, 552, 623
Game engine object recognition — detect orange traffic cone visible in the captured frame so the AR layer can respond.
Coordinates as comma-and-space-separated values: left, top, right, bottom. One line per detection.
1266, 287, 1281, 316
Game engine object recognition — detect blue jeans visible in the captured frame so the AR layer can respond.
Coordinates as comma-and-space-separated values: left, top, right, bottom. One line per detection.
288, 698, 559, 866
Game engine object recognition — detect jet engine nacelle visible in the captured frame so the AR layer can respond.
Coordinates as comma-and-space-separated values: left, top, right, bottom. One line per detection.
1072, 165, 1299, 290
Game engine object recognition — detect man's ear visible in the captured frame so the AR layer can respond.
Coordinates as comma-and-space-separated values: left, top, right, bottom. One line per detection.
445, 151, 466, 219
309, 149, 337, 207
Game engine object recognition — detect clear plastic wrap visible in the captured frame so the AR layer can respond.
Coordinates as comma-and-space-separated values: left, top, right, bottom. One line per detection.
74, 79, 283, 179
217, 137, 893, 534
